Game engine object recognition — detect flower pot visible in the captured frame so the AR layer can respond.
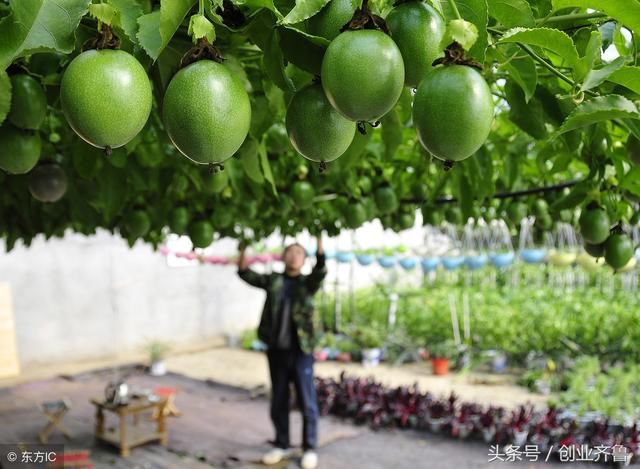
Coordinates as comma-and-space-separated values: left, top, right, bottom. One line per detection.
465, 254, 488, 270
492, 352, 507, 373
490, 252, 514, 268
150, 360, 166, 376
336, 251, 354, 263
314, 350, 329, 361
420, 257, 440, 272
482, 426, 496, 443
427, 417, 448, 433
362, 348, 382, 367
377, 256, 396, 269
512, 429, 529, 446
336, 352, 352, 363
520, 248, 546, 264
442, 256, 465, 271
547, 250, 576, 267
399, 258, 417, 270
431, 357, 449, 376
356, 254, 375, 266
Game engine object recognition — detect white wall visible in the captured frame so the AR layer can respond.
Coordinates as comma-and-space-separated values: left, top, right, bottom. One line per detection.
0, 230, 266, 369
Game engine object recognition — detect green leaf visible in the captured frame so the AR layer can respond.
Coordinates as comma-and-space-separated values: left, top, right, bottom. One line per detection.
0, 71, 11, 126
280, 0, 330, 25
234, 0, 283, 19
487, 0, 534, 27
580, 56, 625, 92
574, 30, 602, 81
499, 27, 579, 69
607, 66, 640, 95
557, 95, 640, 135
137, 0, 197, 61
440, 0, 489, 61
263, 29, 295, 92
278, 26, 327, 75
188, 14, 216, 43
441, 19, 478, 52
620, 167, 640, 197
497, 48, 537, 102
258, 141, 278, 196
239, 138, 263, 184
89, 4, 117, 25
0, 0, 92, 70
107, 0, 144, 43
551, 0, 640, 37
505, 80, 548, 139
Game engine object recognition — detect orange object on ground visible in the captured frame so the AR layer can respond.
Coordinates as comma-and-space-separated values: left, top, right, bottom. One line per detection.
152, 387, 181, 418
431, 358, 450, 376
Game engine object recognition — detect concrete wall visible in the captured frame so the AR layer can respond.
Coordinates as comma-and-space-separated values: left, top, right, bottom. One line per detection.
0, 230, 266, 369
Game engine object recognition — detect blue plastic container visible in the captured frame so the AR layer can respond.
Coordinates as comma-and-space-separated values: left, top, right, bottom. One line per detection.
399, 258, 417, 270
520, 248, 546, 264
421, 257, 440, 272
490, 252, 515, 268
442, 256, 465, 271
378, 256, 397, 269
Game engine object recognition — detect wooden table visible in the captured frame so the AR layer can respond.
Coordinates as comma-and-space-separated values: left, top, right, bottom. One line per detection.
91, 396, 168, 457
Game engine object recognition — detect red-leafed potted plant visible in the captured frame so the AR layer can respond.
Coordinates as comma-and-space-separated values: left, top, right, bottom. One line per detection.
428, 340, 458, 376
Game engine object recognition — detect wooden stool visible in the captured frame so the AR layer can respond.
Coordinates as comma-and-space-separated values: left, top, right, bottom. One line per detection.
38, 399, 72, 443
151, 387, 181, 419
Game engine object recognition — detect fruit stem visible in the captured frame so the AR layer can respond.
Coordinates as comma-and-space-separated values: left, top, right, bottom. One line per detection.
199, 0, 205, 15
445, 0, 462, 20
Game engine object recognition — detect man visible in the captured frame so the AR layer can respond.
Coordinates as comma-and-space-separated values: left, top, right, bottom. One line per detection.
237, 235, 326, 469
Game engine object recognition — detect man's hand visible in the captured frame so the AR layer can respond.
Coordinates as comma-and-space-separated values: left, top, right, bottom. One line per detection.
316, 233, 324, 256
237, 240, 249, 270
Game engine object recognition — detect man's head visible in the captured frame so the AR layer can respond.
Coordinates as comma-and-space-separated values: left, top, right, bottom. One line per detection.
283, 242, 306, 273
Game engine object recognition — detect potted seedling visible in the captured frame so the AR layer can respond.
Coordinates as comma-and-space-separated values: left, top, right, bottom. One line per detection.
428, 340, 458, 376
354, 325, 384, 367
146, 340, 170, 376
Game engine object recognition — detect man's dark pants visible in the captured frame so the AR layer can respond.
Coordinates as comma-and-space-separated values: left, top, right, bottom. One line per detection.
266, 349, 319, 451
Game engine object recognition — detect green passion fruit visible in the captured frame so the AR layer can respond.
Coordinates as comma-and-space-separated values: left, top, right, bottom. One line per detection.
189, 220, 214, 248
584, 242, 605, 258
307, 0, 355, 40
0, 124, 41, 174
374, 186, 399, 214
344, 202, 367, 228
413, 65, 493, 162
291, 181, 315, 209
579, 207, 611, 245
60, 49, 152, 149
124, 210, 151, 238
286, 84, 356, 163
604, 233, 634, 270
386, 2, 445, 88
8, 74, 47, 130
321, 30, 405, 122
163, 60, 251, 164
28, 163, 68, 202
170, 207, 191, 235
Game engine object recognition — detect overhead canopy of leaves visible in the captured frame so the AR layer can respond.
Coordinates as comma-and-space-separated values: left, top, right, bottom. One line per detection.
0, 0, 639, 250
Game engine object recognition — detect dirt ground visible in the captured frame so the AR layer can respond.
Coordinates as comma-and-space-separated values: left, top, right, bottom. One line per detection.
165, 347, 550, 410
